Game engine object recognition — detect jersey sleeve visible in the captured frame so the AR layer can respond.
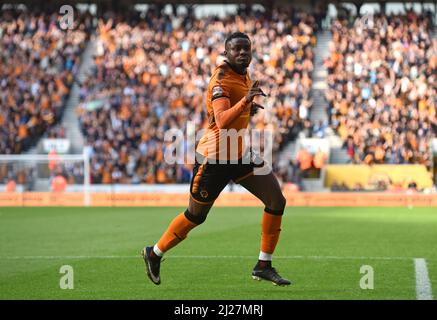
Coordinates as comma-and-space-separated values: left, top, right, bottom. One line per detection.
210, 67, 231, 102
211, 83, 230, 101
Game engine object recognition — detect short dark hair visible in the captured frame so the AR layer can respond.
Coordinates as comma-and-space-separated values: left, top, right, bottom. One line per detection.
225, 32, 250, 49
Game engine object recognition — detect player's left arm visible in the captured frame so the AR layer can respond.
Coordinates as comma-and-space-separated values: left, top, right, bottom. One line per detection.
212, 97, 249, 129
212, 80, 266, 128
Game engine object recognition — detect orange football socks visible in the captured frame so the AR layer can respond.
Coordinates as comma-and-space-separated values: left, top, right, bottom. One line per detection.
155, 213, 198, 255
259, 211, 282, 260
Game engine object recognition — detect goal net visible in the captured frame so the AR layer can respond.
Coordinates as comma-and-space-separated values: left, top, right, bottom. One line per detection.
0, 153, 90, 206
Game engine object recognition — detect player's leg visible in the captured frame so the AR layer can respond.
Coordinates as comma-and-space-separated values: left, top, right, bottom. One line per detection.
236, 171, 291, 286
152, 161, 228, 256
141, 198, 214, 285
152, 197, 214, 258
236, 170, 286, 261
142, 159, 229, 285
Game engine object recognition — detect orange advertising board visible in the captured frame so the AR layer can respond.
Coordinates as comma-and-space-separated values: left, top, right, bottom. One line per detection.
1, 192, 437, 207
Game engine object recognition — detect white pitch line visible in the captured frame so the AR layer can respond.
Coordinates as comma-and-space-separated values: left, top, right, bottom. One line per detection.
170, 255, 414, 261
414, 258, 433, 300
0, 255, 135, 260
0, 255, 416, 261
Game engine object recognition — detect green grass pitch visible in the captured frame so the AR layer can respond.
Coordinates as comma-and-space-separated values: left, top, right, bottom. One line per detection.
0, 206, 436, 299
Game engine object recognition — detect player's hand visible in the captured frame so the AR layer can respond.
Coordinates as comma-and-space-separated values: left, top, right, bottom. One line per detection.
245, 80, 266, 103
250, 102, 265, 116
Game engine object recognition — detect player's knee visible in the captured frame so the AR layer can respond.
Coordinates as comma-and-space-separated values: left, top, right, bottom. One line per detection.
184, 208, 208, 225
273, 193, 286, 211
265, 194, 286, 215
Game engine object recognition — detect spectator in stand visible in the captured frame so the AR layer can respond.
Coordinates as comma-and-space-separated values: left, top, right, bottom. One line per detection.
51, 173, 67, 192
48, 149, 59, 172
339, 182, 350, 191
296, 147, 313, 178
313, 148, 328, 170
5, 179, 16, 192
331, 180, 340, 192
407, 181, 418, 191
352, 183, 364, 191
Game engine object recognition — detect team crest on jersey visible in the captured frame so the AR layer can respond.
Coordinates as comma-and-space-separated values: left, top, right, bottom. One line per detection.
212, 86, 224, 99
200, 190, 209, 199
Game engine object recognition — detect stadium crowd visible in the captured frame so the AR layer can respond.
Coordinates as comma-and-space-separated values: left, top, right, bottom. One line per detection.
0, 9, 90, 154
77, 7, 317, 184
1, 6, 436, 190
325, 11, 437, 167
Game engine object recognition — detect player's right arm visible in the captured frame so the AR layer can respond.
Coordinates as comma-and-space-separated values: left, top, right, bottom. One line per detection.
212, 80, 266, 129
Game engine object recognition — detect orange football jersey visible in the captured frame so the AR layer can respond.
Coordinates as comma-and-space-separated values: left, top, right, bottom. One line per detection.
196, 62, 252, 160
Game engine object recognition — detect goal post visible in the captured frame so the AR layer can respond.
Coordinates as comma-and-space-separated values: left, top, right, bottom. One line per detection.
0, 152, 91, 206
